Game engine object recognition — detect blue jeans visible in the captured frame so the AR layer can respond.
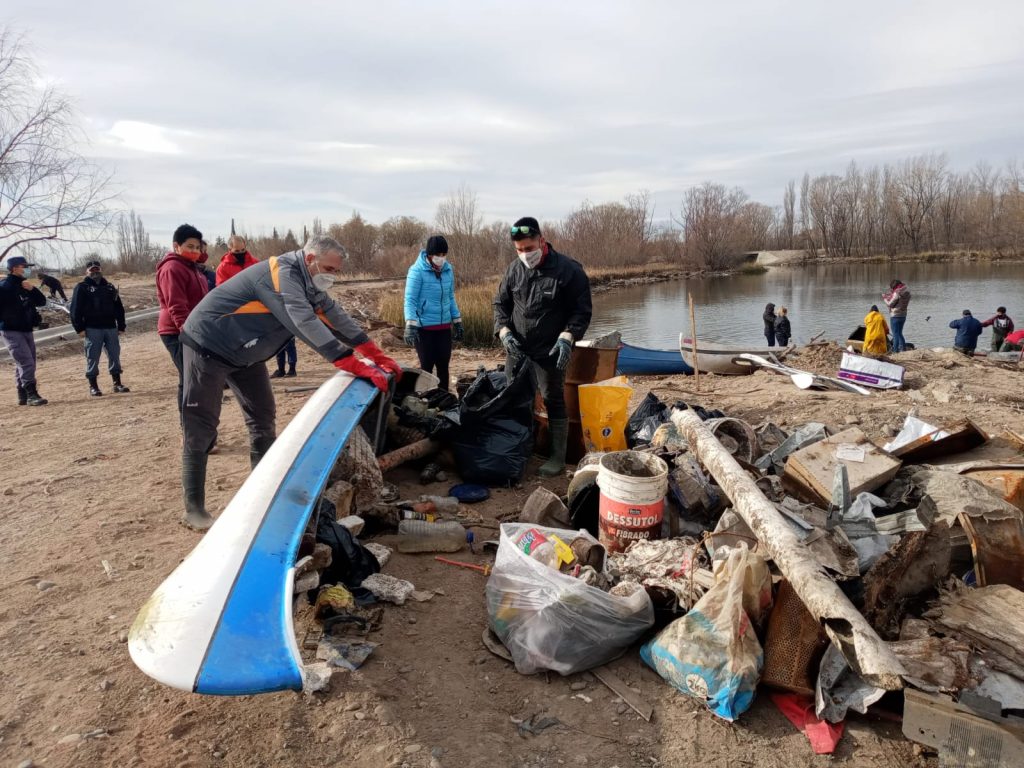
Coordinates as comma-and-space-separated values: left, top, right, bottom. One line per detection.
275, 338, 297, 371
85, 327, 121, 378
890, 315, 907, 352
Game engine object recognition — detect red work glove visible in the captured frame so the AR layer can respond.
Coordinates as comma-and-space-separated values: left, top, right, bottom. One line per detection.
355, 341, 403, 380
334, 355, 389, 392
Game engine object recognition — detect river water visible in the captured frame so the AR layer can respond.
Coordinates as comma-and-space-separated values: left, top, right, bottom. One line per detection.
586, 261, 1021, 350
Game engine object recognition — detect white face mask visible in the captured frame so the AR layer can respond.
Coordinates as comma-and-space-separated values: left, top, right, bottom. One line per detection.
312, 271, 336, 291
430, 255, 447, 268
518, 249, 543, 269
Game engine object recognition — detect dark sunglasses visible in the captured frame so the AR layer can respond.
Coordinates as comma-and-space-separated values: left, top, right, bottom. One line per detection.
510, 225, 539, 237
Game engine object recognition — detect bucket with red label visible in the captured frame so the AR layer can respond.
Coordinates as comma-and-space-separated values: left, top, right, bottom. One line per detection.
597, 450, 669, 553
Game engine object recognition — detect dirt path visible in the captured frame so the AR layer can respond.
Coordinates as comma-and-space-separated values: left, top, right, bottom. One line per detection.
5, 315, 1020, 767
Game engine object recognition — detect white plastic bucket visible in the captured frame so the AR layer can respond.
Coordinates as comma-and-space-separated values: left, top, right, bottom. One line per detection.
596, 451, 669, 552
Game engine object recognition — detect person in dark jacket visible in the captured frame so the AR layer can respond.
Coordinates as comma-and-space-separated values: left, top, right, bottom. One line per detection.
177, 234, 401, 531
403, 234, 462, 391
38, 271, 67, 302
70, 259, 129, 396
981, 306, 1014, 352
0, 256, 48, 405
197, 241, 217, 292
494, 217, 592, 477
762, 303, 776, 346
949, 309, 983, 356
156, 224, 209, 417
774, 306, 791, 346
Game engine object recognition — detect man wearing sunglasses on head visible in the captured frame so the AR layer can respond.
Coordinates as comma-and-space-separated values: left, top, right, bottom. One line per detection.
494, 216, 592, 477
176, 234, 401, 531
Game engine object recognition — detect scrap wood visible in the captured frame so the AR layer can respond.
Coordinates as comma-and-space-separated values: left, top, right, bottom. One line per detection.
671, 408, 907, 690
926, 585, 1024, 680
377, 438, 439, 473
592, 664, 654, 722
889, 637, 972, 693
861, 522, 951, 638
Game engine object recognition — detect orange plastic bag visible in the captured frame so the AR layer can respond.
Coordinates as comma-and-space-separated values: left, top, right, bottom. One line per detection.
578, 376, 633, 453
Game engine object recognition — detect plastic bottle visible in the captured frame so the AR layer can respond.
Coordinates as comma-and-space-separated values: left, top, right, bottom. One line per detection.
396, 519, 466, 553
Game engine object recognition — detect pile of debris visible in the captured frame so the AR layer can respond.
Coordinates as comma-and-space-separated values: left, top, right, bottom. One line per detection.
477, 393, 1024, 760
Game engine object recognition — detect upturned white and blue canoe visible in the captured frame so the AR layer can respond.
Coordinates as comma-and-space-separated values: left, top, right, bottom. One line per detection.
616, 342, 694, 376
128, 372, 379, 695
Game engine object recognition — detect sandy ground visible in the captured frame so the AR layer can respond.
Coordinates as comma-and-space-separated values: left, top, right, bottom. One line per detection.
2, 280, 1022, 768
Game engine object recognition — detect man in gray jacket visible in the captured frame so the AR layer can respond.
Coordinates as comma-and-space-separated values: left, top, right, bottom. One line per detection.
178, 235, 402, 531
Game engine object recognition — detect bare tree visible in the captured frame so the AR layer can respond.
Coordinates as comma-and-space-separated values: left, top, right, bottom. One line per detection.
0, 29, 114, 261
782, 179, 796, 249
434, 183, 482, 237
893, 153, 946, 252
115, 209, 159, 272
679, 182, 748, 269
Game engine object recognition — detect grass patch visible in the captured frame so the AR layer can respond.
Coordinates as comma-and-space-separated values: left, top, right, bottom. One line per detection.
380, 283, 501, 348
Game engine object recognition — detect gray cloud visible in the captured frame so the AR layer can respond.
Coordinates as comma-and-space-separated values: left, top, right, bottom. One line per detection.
7, 0, 1024, 248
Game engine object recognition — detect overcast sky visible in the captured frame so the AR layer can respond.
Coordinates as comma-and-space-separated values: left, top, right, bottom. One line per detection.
7, 1, 1024, 249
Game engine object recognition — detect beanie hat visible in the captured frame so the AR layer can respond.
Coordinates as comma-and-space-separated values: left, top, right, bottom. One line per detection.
962, 309, 971, 316
425, 235, 449, 256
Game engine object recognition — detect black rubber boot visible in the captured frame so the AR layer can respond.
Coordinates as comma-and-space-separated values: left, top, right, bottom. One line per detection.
16, 386, 26, 405
249, 435, 276, 470
88, 376, 103, 397
24, 383, 47, 406
538, 418, 568, 478
269, 368, 285, 379
181, 452, 214, 531
112, 373, 130, 393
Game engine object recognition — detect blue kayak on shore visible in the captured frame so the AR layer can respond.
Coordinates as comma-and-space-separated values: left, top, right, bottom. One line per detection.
616, 342, 694, 376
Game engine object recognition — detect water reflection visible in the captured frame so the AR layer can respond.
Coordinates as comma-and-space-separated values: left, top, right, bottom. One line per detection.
587, 261, 1020, 349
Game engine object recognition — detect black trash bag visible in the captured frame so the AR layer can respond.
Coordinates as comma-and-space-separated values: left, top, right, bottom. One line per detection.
626, 393, 670, 447
448, 360, 536, 486
314, 497, 380, 604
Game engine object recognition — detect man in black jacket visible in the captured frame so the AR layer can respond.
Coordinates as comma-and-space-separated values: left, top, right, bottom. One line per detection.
70, 259, 129, 397
494, 217, 592, 477
0, 256, 48, 405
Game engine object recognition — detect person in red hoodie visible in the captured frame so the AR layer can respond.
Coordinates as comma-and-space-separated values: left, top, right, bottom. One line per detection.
215, 235, 258, 285
156, 223, 208, 417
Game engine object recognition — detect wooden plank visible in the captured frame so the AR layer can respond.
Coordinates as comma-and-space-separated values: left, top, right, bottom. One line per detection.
592, 665, 654, 722
891, 418, 989, 463
783, 428, 902, 506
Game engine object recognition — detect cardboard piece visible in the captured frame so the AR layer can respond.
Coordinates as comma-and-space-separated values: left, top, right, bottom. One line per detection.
783, 428, 902, 507
890, 418, 989, 463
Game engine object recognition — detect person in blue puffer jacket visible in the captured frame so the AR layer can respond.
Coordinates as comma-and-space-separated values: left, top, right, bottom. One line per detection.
403, 235, 462, 391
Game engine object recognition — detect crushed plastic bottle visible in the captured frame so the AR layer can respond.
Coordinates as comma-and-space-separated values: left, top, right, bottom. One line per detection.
396, 519, 466, 554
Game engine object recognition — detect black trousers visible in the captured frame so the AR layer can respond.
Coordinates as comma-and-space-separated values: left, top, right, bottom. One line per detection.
161, 334, 185, 416
508, 354, 566, 420
181, 345, 276, 455
415, 328, 452, 391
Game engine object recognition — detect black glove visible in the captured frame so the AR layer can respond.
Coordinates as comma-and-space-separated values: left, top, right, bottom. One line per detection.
549, 333, 573, 372
452, 321, 464, 343
404, 323, 419, 347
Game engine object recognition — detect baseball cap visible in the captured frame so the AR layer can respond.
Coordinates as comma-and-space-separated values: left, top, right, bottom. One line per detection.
6, 256, 35, 269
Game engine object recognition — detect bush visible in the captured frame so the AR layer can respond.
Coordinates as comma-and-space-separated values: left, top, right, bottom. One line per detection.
379, 283, 500, 348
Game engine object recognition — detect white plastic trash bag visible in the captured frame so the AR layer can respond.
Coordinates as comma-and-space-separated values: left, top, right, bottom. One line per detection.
641, 544, 772, 721
486, 523, 654, 676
